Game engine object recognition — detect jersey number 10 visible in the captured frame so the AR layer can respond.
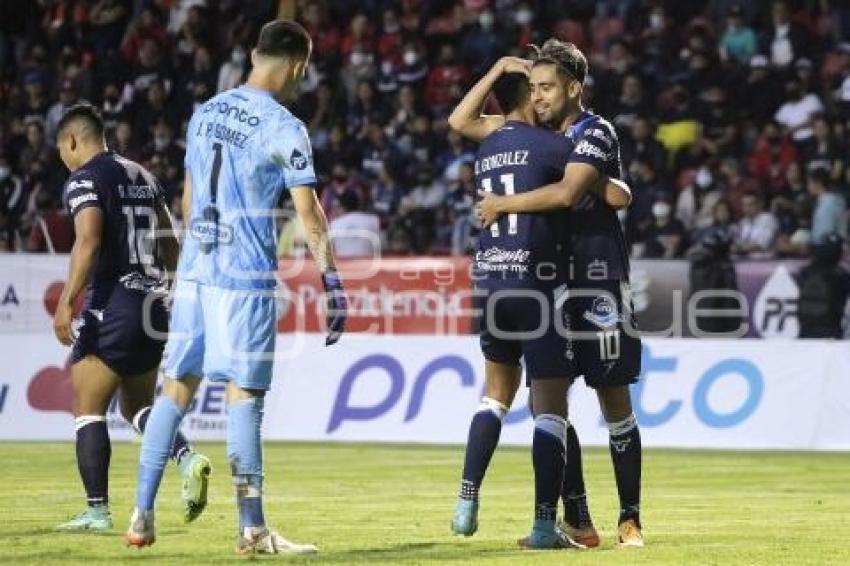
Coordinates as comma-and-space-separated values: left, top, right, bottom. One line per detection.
480, 173, 518, 238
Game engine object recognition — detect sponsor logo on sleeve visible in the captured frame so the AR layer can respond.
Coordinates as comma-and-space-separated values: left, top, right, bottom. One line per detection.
290, 148, 308, 170
574, 140, 609, 160
68, 192, 98, 211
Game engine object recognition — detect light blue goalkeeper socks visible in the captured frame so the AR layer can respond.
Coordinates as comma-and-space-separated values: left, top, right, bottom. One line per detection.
228, 396, 265, 529
137, 396, 184, 511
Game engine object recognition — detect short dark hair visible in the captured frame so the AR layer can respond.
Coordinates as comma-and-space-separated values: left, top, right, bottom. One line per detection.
808, 166, 830, 186
492, 72, 530, 114
256, 19, 312, 60
338, 190, 360, 212
56, 103, 104, 140
531, 39, 588, 85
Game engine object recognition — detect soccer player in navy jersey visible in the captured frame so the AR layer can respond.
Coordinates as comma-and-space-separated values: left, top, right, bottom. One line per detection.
448, 67, 632, 548
472, 40, 645, 548
53, 104, 210, 531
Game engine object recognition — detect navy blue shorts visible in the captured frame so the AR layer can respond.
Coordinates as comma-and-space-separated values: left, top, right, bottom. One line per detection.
478, 285, 577, 380
563, 279, 642, 388
72, 284, 168, 376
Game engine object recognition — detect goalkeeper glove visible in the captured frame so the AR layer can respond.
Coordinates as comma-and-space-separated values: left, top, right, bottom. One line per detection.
321, 269, 348, 345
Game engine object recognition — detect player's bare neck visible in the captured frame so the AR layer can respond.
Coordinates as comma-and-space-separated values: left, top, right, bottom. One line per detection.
245, 63, 289, 101
73, 143, 107, 172
505, 110, 531, 125
558, 106, 585, 134
245, 73, 275, 96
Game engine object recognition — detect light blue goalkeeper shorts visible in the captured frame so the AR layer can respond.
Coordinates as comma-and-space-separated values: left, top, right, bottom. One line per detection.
162, 279, 276, 391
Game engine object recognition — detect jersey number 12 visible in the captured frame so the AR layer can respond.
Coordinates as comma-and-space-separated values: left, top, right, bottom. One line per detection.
122, 205, 160, 277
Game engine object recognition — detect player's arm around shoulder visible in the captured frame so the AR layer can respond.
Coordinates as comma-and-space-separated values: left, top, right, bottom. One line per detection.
447, 57, 529, 142
475, 161, 601, 227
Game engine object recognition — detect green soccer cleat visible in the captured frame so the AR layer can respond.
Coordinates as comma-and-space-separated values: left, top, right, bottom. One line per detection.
179, 452, 211, 523
57, 506, 113, 531
451, 498, 479, 536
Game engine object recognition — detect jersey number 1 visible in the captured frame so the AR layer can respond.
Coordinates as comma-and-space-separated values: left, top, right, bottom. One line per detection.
480, 174, 518, 237
201, 141, 223, 254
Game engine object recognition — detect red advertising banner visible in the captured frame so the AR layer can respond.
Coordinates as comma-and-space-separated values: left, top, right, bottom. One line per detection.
276, 256, 474, 334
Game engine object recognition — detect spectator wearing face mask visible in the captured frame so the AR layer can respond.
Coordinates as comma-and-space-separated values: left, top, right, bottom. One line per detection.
739, 55, 782, 126
397, 43, 428, 88
676, 164, 724, 233
340, 13, 374, 61
424, 44, 469, 112
218, 44, 249, 94
359, 121, 402, 182
377, 9, 403, 63
760, 0, 809, 68
100, 80, 128, 133
460, 10, 508, 75
320, 163, 368, 222
633, 197, 686, 258
144, 119, 182, 170
111, 120, 143, 164
131, 79, 177, 145
342, 47, 377, 103
512, 2, 537, 49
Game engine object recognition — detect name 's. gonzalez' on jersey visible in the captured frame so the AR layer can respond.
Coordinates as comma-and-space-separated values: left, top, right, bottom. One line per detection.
474, 150, 529, 174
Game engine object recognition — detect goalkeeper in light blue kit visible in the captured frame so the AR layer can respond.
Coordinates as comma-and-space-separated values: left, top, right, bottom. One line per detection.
125, 20, 347, 555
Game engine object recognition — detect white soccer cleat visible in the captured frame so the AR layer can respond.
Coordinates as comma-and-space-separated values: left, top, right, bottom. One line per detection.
125, 508, 156, 548
235, 527, 318, 555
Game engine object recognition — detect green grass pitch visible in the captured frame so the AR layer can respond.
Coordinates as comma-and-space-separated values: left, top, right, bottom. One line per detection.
1, 442, 848, 565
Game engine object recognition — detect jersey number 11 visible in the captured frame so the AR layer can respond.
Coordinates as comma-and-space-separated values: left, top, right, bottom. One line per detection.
481, 173, 518, 238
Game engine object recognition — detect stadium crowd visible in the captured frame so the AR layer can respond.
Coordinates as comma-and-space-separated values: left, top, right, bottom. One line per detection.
1, 0, 849, 258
